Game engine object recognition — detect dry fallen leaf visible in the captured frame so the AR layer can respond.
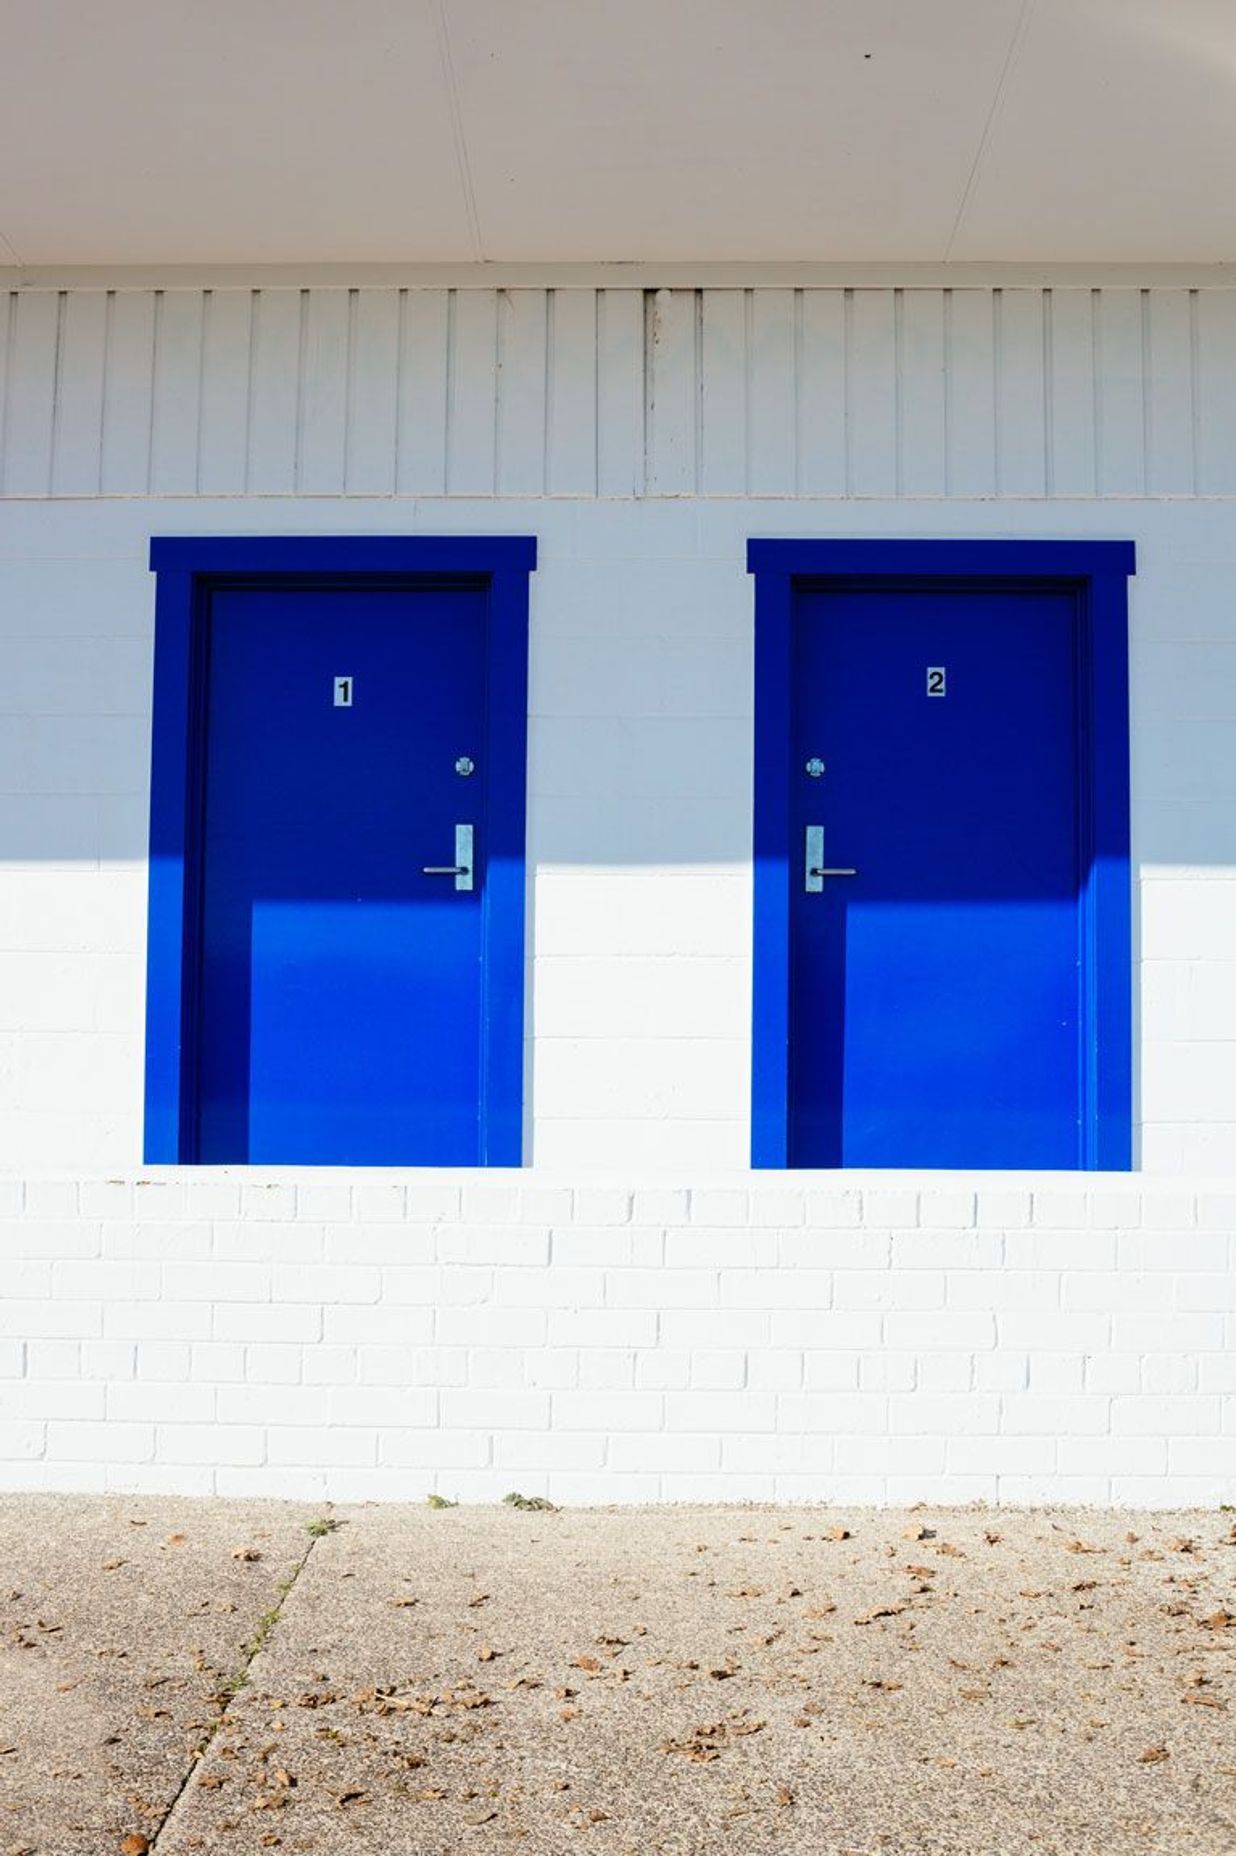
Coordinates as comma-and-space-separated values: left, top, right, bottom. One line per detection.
231, 1547, 261, 1562
478, 1644, 495, 1663
824, 1526, 851, 1542
854, 1601, 908, 1625
571, 1655, 601, 1673
1138, 1745, 1170, 1764
120, 1838, 151, 1856
1203, 1611, 1235, 1631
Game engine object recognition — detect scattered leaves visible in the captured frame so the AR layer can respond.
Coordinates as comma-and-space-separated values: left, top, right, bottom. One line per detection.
661, 1715, 766, 1761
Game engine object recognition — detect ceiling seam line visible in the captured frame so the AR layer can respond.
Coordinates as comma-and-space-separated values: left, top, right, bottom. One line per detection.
431, 0, 485, 264
942, 0, 1038, 263
0, 226, 24, 267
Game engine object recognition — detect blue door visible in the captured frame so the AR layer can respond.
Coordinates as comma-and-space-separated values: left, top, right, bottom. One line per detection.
197, 584, 492, 1164
789, 582, 1083, 1168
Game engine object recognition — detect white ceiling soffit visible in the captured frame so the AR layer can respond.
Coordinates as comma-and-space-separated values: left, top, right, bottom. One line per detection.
2, 0, 1236, 266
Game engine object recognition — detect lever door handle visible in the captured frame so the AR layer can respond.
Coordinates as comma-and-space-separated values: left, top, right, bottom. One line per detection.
423, 824, 474, 892
804, 826, 856, 893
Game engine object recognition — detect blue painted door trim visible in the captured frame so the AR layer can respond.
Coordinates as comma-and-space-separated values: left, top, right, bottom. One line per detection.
145, 536, 536, 1166
748, 539, 1134, 1172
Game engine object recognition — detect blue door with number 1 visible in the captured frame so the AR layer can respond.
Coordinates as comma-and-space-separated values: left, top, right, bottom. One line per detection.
198, 584, 490, 1164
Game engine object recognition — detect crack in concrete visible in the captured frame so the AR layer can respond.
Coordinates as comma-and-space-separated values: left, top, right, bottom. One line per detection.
145, 1522, 327, 1852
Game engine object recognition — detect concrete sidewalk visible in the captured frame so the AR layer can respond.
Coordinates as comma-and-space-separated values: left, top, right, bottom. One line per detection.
1, 1499, 1234, 1855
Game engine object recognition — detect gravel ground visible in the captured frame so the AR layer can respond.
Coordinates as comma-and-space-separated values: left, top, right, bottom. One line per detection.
2, 1499, 1235, 1856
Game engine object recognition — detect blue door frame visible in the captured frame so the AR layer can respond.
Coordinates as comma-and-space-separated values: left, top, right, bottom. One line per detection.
144, 536, 536, 1166
748, 539, 1135, 1172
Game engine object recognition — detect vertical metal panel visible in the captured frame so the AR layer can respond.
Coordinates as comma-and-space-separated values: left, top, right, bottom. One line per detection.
645, 289, 696, 495
396, 288, 449, 495
749, 289, 796, 495
700, 289, 745, 494
898, 290, 946, 496
946, 291, 996, 495
546, 289, 597, 495
299, 288, 349, 494
3, 290, 59, 494
496, 288, 547, 495
347, 288, 399, 493
1047, 289, 1097, 497
51, 290, 107, 495
595, 288, 643, 497
1197, 290, 1236, 494
797, 290, 846, 496
247, 287, 301, 494
197, 289, 253, 495
1095, 289, 1145, 496
996, 288, 1046, 497
101, 290, 156, 493
0, 294, 10, 488
448, 289, 498, 495
150, 291, 205, 493
1146, 289, 1195, 495
848, 289, 897, 496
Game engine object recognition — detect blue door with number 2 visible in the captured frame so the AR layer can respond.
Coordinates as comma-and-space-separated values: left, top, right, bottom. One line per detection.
750, 542, 1134, 1172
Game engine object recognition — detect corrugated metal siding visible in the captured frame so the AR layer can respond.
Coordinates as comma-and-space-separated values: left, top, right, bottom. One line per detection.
4, 285, 1236, 497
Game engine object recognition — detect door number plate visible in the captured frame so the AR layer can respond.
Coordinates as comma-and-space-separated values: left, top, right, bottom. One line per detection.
926, 666, 946, 697
333, 675, 354, 707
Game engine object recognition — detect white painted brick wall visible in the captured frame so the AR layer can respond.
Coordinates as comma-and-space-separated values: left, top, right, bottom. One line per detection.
1, 283, 1235, 1501
1, 1173, 1232, 1506
2, 492, 1236, 1172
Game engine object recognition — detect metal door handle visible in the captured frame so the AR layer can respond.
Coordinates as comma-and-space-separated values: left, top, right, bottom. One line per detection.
805, 825, 856, 893
423, 824, 474, 892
